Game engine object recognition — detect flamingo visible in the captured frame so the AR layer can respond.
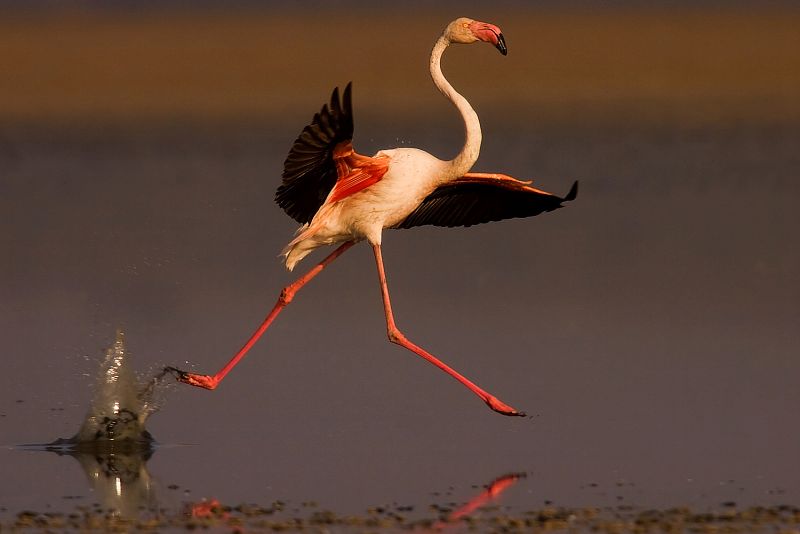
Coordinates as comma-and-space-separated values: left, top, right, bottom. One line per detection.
167, 17, 577, 417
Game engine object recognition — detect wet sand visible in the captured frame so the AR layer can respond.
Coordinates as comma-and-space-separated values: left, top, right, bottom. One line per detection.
6, 500, 800, 532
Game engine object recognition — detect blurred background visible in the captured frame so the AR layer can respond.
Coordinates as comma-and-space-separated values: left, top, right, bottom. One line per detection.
1, 0, 799, 524
1, 1, 798, 122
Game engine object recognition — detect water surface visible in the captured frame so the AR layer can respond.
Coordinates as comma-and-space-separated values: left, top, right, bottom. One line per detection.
2, 120, 797, 526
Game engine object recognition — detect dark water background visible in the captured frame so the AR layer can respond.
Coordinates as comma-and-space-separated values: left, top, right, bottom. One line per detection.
1, 3, 799, 526
2, 118, 798, 518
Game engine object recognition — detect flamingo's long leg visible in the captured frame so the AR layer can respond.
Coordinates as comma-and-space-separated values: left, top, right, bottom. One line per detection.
371, 243, 525, 417
167, 241, 355, 390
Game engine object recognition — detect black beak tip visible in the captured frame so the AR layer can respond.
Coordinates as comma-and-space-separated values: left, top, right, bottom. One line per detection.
496, 34, 508, 56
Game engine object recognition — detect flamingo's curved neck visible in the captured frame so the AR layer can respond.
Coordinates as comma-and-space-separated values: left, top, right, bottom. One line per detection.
430, 35, 481, 181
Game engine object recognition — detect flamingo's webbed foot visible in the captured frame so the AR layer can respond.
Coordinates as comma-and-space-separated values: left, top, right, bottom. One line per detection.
485, 396, 526, 417
164, 366, 219, 390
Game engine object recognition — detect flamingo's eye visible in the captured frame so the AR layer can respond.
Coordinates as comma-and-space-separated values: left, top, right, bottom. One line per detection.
462, 22, 469, 28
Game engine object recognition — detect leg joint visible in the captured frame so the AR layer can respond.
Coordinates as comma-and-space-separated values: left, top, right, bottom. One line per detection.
279, 286, 294, 305
387, 326, 406, 344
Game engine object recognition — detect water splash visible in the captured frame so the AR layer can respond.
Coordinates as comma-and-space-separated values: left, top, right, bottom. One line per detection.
41, 328, 171, 452
15, 329, 177, 517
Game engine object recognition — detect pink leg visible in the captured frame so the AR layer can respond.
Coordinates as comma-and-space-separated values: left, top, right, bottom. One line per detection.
371, 243, 525, 417
167, 241, 355, 390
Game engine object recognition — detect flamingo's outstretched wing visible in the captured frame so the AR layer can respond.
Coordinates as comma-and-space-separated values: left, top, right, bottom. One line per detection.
395, 173, 578, 229
276, 83, 355, 224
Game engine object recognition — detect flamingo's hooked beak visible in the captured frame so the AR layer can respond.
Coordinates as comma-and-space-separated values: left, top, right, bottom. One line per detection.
495, 33, 507, 56
469, 21, 508, 56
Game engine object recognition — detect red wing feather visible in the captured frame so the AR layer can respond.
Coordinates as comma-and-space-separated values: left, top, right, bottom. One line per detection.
326, 141, 389, 204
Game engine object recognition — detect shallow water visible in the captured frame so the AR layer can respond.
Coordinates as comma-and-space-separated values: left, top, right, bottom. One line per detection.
1, 118, 798, 529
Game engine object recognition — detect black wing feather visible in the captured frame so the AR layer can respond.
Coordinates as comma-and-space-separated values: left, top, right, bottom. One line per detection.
275, 83, 354, 224
396, 179, 578, 229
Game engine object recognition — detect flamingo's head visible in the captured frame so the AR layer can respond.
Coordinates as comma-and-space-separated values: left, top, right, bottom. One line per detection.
445, 18, 507, 56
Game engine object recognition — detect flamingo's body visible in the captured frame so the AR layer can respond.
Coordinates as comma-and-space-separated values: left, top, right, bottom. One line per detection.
168, 18, 577, 417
